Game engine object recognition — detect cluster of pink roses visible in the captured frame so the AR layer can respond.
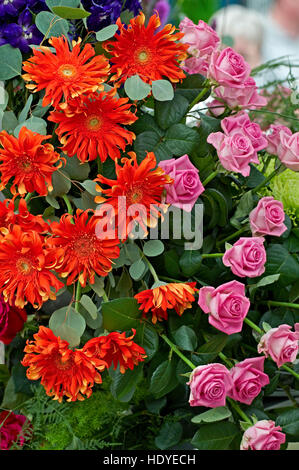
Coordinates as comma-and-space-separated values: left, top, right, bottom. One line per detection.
266, 124, 299, 172
188, 357, 269, 408
179, 18, 267, 111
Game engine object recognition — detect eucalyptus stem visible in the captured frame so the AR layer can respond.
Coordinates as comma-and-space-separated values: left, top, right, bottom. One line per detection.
62, 194, 73, 215
202, 171, 218, 187
142, 255, 160, 284
75, 282, 82, 312
24, 192, 34, 204
160, 334, 196, 370
102, 291, 109, 302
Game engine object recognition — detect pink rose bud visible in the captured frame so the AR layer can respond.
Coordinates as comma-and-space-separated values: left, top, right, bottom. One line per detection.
179, 18, 220, 75
258, 323, 299, 368
198, 280, 250, 335
222, 237, 267, 278
208, 47, 251, 88
158, 154, 204, 212
214, 77, 268, 111
187, 363, 233, 408
228, 357, 269, 405
240, 420, 286, 450
249, 196, 287, 237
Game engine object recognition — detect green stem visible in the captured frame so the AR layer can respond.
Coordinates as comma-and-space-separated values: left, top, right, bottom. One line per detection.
75, 282, 81, 312
262, 300, 299, 310
252, 165, 284, 194
281, 364, 299, 380
227, 397, 252, 425
187, 85, 211, 113
159, 275, 184, 284
142, 255, 160, 284
62, 194, 73, 215
217, 227, 248, 246
102, 291, 109, 302
202, 171, 218, 187
160, 334, 196, 370
201, 253, 224, 259
218, 351, 234, 368
24, 192, 34, 204
244, 317, 263, 334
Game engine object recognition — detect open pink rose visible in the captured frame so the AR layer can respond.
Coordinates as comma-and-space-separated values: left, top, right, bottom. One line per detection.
158, 154, 204, 212
240, 420, 286, 450
179, 18, 220, 75
214, 77, 268, 110
278, 131, 299, 171
0, 411, 30, 450
223, 237, 266, 278
228, 357, 269, 405
221, 113, 267, 152
250, 196, 287, 237
198, 280, 250, 335
266, 124, 292, 155
258, 323, 299, 368
208, 47, 251, 88
187, 363, 233, 408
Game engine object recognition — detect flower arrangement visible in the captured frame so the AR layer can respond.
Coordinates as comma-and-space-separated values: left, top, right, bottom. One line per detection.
0, 1, 299, 452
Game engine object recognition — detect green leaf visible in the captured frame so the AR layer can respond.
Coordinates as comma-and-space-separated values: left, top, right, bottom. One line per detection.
110, 364, 143, 402
18, 95, 33, 124
143, 240, 165, 257
52, 5, 90, 18
230, 191, 254, 228
152, 80, 174, 102
79, 294, 98, 320
191, 406, 232, 424
96, 24, 119, 41
46, 0, 80, 10
172, 325, 197, 352
155, 422, 183, 450
179, 250, 202, 276
63, 154, 90, 181
0, 365, 10, 385
129, 258, 147, 281
164, 123, 201, 156
124, 75, 151, 101
2, 110, 19, 132
135, 323, 159, 361
0, 44, 22, 80
276, 409, 299, 440
49, 170, 71, 197
176, 73, 208, 103
102, 297, 142, 331
49, 306, 86, 348
194, 333, 228, 365
134, 130, 172, 163
35, 11, 69, 38
255, 274, 281, 288
14, 116, 47, 137
45, 194, 60, 209
1, 377, 30, 410
149, 360, 179, 399
265, 245, 299, 286
145, 397, 166, 414
196, 113, 221, 157
80, 179, 98, 195
191, 422, 239, 450
154, 92, 189, 130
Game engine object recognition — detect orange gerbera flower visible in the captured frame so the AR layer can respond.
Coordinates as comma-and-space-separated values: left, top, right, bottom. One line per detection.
21, 326, 107, 402
103, 12, 188, 86
83, 329, 147, 374
0, 198, 49, 235
134, 282, 198, 323
0, 127, 63, 196
48, 90, 137, 163
94, 151, 173, 240
22, 36, 110, 108
46, 209, 120, 287
0, 225, 64, 308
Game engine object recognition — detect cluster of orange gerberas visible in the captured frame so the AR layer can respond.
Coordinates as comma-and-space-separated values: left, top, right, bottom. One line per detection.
0, 12, 194, 401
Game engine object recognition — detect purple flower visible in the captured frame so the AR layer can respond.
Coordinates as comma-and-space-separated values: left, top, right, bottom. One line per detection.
81, 0, 142, 32
0, 0, 26, 18
0, 8, 43, 53
154, 0, 170, 27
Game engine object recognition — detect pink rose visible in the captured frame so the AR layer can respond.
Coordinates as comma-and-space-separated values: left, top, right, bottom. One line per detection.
228, 357, 269, 405
198, 280, 250, 335
240, 420, 286, 450
179, 18, 220, 75
221, 113, 267, 152
208, 47, 251, 88
257, 323, 299, 368
214, 77, 268, 110
207, 131, 258, 177
249, 196, 287, 237
0, 411, 30, 450
278, 131, 299, 171
187, 363, 233, 408
222, 237, 267, 278
158, 154, 204, 212
207, 99, 226, 117
266, 124, 292, 155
